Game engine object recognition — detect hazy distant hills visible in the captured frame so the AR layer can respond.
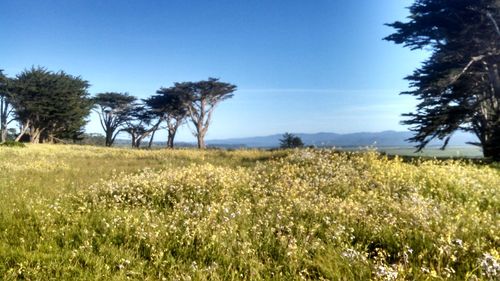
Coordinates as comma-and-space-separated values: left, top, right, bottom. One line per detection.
205, 131, 478, 148
114, 130, 479, 148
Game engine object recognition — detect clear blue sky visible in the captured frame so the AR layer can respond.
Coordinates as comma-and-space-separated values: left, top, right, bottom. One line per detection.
1, 0, 428, 141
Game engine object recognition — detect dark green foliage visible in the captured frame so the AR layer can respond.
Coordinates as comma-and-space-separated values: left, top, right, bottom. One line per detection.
279, 132, 304, 149
144, 87, 188, 148
123, 104, 160, 148
385, 0, 500, 160
93, 92, 137, 147
10, 67, 92, 143
0, 140, 25, 147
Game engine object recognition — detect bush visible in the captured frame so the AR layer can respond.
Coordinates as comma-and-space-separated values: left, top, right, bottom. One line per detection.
0, 141, 26, 147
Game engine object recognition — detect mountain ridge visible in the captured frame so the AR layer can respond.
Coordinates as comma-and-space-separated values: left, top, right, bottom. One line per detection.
204, 131, 478, 148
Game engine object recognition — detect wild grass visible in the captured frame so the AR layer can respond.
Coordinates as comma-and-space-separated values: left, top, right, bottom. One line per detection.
0, 145, 498, 280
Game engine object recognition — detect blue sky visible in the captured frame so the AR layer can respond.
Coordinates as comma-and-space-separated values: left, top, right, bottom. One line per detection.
1, 0, 428, 141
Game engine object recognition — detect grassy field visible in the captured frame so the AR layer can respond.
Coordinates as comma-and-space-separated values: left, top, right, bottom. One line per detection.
0, 145, 498, 280
379, 147, 484, 159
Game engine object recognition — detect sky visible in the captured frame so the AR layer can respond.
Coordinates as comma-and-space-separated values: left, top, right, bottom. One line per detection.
0, 0, 429, 142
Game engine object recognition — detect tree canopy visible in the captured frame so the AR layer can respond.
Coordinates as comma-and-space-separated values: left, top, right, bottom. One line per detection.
93, 92, 137, 147
10, 67, 92, 143
1, 65, 239, 149
385, 0, 500, 160
123, 104, 159, 148
174, 78, 236, 149
144, 87, 188, 148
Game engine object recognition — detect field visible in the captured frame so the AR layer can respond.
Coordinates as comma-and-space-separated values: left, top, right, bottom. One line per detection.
0, 145, 498, 280
379, 147, 484, 159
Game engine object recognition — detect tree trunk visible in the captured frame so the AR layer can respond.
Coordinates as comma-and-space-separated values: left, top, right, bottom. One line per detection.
196, 128, 206, 149
131, 134, 135, 148
131, 130, 148, 148
148, 129, 157, 148
45, 134, 55, 144
167, 130, 176, 148
1, 129, 6, 143
482, 127, 500, 161
197, 135, 205, 149
15, 121, 30, 142
483, 144, 500, 161
485, 59, 500, 97
31, 127, 42, 144
0, 98, 6, 142
480, 59, 500, 161
146, 120, 162, 149
105, 131, 113, 147
0, 111, 6, 142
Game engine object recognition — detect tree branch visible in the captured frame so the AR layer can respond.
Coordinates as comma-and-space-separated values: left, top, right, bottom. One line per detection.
486, 12, 500, 37
448, 55, 486, 85
111, 129, 123, 145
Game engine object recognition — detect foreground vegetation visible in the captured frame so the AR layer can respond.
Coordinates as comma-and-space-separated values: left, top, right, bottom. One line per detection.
0, 145, 498, 280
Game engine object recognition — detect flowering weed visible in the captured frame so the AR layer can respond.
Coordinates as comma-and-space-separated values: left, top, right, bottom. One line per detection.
0, 146, 498, 280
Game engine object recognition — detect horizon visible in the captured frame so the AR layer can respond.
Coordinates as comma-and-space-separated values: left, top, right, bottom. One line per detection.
1, 0, 430, 142
107, 130, 478, 150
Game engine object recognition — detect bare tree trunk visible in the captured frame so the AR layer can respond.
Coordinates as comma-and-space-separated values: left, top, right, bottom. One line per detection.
167, 129, 176, 148
146, 120, 162, 149
31, 128, 41, 144
0, 108, 7, 142
105, 130, 113, 147
0, 98, 6, 142
482, 127, 500, 161
43, 131, 56, 143
131, 132, 137, 148
196, 127, 206, 149
0, 97, 13, 142
148, 129, 157, 148
15, 120, 30, 142
197, 136, 205, 149
1, 129, 6, 143
481, 59, 500, 160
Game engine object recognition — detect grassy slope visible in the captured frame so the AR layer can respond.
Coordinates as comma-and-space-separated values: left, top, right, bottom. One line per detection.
0, 145, 498, 280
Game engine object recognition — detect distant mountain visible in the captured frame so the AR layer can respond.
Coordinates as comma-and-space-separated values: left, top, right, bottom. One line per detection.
205, 131, 478, 148
112, 130, 478, 149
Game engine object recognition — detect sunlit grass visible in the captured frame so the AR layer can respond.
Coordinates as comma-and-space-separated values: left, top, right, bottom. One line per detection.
0, 145, 498, 280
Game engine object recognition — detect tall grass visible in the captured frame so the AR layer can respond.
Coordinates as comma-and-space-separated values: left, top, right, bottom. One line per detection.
0, 145, 498, 280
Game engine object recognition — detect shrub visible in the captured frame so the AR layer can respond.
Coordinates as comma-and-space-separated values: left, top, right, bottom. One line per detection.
0, 141, 26, 147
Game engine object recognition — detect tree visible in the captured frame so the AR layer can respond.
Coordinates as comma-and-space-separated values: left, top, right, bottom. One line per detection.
385, 0, 500, 160
144, 86, 188, 148
0, 70, 15, 142
279, 132, 304, 149
175, 78, 236, 149
123, 104, 160, 148
93, 92, 136, 147
10, 67, 92, 143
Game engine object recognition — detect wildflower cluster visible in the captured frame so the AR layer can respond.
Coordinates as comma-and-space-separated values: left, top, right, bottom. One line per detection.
0, 146, 498, 280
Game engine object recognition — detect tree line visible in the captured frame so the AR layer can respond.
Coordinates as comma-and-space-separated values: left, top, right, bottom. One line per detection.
0, 1, 498, 159
0, 67, 235, 149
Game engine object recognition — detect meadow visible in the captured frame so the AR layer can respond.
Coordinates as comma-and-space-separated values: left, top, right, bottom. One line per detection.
379, 147, 484, 159
0, 145, 498, 280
